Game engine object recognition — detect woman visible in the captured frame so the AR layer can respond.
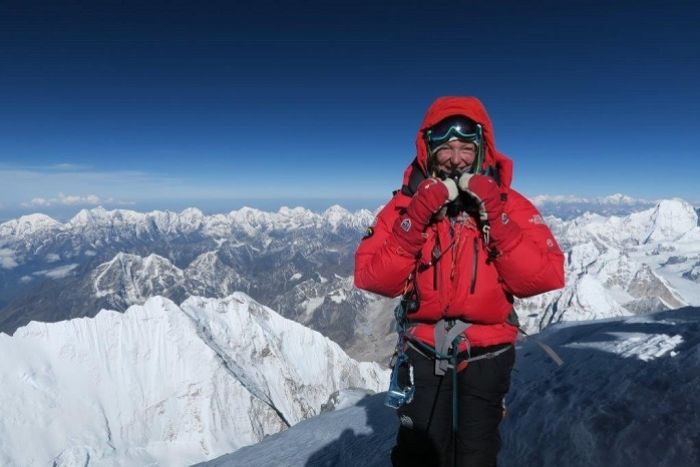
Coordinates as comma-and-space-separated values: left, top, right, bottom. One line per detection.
354, 96, 565, 466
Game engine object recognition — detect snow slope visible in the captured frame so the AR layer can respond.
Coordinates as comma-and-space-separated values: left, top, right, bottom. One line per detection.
201, 307, 700, 467
0, 293, 387, 466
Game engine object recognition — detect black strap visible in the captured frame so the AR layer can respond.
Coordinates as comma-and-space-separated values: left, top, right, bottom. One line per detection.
400, 158, 426, 196
483, 164, 501, 187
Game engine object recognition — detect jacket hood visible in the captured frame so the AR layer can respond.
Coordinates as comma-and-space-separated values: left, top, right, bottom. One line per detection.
402, 96, 513, 191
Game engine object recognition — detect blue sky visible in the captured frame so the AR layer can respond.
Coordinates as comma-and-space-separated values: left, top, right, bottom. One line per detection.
1, 0, 698, 219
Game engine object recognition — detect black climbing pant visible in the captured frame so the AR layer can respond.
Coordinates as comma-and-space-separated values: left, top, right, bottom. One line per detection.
391, 344, 515, 467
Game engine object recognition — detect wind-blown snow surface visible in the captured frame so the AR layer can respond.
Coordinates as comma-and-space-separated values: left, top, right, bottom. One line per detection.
201, 307, 700, 467
0, 293, 387, 466
500, 307, 700, 467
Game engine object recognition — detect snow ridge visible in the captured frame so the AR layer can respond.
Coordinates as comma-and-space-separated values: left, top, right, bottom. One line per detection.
0, 293, 388, 466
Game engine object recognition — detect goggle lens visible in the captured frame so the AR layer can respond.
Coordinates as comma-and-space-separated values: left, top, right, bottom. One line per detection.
426, 117, 482, 150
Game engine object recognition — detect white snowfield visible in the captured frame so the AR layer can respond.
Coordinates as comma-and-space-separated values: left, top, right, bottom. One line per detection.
200, 307, 700, 467
0, 293, 387, 467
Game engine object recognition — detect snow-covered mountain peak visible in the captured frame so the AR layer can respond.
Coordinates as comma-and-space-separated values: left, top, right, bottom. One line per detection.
275, 206, 318, 229
68, 206, 111, 225
323, 204, 350, 219
226, 206, 276, 234
278, 206, 315, 217
142, 252, 173, 266
557, 198, 698, 248
643, 198, 698, 243
180, 207, 205, 217
178, 207, 206, 230
104, 251, 172, 267
93, 252, 185, 305
181, 293, 387, 426
0, 213, 61, 236
322, 204, 366, 231
324, 205, 375, 231
108, 251, 138, 264
0, 293, 387, 466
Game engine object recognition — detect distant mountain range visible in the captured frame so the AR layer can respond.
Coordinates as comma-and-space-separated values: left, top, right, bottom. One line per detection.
0, 205, 397, 361
1, 198, 699, 363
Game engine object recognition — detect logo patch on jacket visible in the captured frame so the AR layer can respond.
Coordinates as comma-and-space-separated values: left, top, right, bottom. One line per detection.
529, 214, 545, 225
400, 218, 412, 232
362, 226, 374, 240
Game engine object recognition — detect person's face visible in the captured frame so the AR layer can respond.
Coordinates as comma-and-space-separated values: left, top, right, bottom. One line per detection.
433, 140, 476, 174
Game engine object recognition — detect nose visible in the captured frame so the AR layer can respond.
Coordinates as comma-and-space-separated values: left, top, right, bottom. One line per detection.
447, 149, 462, 166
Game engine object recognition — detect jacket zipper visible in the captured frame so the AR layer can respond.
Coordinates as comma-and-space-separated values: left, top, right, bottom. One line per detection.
470, 237, 479, 294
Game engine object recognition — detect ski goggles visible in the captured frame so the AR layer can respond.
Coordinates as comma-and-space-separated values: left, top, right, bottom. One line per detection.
425, 116, 483, 152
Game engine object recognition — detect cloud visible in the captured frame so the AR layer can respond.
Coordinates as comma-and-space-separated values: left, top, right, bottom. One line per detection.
104, 197, 137, 206
531, 193, 655, 206
21, 197, 52, 208
49, 163, 91, 171
1, 165, 187, 208
32, 263, 79, 279
0, 248, 18, 269
21, 193, 102, 208
46, 253, 61, 263
58, 193, 101, 205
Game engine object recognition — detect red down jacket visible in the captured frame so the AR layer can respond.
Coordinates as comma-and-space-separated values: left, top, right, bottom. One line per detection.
354, 97, 565, 348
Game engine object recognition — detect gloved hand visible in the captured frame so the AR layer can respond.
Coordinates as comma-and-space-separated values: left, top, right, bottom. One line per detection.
456, 173, 502, 222
392, 177, 458, 255
458, 173, 522, 254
